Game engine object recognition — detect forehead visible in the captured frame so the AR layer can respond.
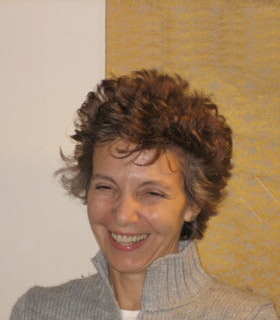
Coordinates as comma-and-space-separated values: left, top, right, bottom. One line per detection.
92, 140, 183, 176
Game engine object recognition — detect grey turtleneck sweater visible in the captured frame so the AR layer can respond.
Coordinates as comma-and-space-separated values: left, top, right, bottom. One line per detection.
10, 241, 279, 319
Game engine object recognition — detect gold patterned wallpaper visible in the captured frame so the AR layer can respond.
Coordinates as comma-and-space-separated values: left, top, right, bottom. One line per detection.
106, 0, 280, 314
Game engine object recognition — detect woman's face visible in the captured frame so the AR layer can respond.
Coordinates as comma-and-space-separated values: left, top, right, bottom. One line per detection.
87, 140, 195, 275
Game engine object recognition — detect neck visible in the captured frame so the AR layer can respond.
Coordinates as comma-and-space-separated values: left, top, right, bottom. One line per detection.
109, 269, 144, 310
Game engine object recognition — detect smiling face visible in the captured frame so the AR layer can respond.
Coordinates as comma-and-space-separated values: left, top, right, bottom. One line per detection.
87, 140, 196, 276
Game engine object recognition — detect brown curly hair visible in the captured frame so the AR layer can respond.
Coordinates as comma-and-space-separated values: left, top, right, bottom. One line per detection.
57, 69, 232, 240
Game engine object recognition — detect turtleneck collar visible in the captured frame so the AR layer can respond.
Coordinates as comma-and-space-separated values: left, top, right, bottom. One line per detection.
92, 241, 213, 312
141, 241, 213, 311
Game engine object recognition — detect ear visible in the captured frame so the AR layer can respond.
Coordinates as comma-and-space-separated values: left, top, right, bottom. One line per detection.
183, 204, 201, 222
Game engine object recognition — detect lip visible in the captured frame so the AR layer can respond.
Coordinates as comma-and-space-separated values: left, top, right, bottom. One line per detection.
109, 231, 149, 251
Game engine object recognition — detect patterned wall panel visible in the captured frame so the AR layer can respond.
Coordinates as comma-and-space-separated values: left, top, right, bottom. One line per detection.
106, 0, 280, 313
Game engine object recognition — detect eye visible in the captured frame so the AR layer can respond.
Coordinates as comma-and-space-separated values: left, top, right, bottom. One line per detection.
147, 191, 165, 198
95, 184, 112, 190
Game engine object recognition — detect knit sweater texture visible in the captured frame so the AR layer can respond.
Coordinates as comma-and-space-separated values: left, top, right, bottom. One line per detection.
10, 241, 279, 320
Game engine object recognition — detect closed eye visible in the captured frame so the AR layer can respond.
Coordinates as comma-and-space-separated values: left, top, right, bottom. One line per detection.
147, 191, 165, 198
95, 185, 112, 190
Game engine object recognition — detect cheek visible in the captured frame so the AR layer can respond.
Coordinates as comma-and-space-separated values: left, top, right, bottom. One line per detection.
149, 203, 185, 234
87, 200, 110, 225
146, 206, 184, 234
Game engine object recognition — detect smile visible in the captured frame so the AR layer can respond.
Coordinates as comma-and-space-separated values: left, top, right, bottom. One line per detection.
111, 233, 148, 246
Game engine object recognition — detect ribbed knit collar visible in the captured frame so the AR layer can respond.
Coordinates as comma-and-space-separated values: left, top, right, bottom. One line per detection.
92, 241, 213, 312
141, 241, 213, 311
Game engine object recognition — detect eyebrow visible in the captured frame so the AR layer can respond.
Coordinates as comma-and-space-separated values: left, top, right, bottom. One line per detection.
138, 180, 173, 190
90, 174, 116, 184
91, 174, 172, 190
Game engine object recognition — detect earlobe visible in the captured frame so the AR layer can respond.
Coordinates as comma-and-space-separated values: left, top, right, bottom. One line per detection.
183, 204, 201, 222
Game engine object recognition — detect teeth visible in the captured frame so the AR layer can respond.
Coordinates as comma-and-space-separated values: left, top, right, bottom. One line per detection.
111, 233, 148, 245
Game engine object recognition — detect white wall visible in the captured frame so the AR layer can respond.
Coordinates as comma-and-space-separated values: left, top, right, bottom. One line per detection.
0, 1, 105, 318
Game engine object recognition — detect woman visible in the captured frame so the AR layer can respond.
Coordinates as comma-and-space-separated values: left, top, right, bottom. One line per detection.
10, 70, 278, 319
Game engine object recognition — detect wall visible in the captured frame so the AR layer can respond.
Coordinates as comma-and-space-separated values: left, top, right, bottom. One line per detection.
106, 0, 280, 314
0, 1, 105, 318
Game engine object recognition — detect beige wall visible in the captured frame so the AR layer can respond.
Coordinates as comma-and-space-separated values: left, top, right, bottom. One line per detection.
106, 0, 280, 314
0, 1, 105, 318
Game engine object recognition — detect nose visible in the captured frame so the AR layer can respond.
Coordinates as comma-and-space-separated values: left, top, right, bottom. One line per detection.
113, 193, 140, 226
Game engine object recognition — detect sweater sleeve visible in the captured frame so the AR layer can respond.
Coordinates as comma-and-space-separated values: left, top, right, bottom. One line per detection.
9, 291, 28, 320
253, 303, 279, 320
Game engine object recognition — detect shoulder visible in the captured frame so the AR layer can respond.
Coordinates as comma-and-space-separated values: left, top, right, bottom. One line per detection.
25, 273, 102, 302
203, 280, 279, 319
10, 273, 105, 319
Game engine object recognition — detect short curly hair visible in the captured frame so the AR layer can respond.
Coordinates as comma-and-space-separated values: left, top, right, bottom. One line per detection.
57, 69, 232, 240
